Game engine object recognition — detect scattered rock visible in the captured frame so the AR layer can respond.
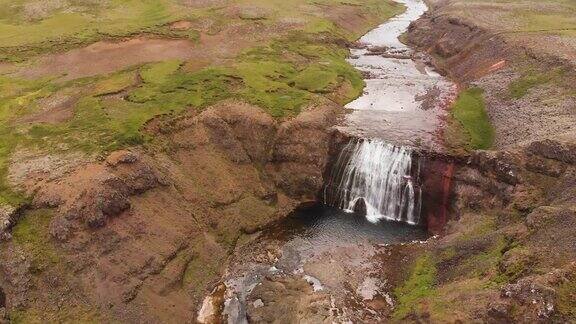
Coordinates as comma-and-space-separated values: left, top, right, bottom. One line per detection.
524, 153, 566, 177
501, 278, 556, 320
365, 46, 389, 55
470, 151, 521, 185
484, 301, 513, 323
252, 299, 264, 308
246, 276, 332, 323
169, 20, 193, 31
0, 246, 32, 308
501, 264, 576, 321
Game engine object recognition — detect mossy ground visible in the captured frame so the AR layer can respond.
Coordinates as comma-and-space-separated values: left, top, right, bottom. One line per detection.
0, 0, 404, 207
449, 87, 494, 150
11, 209, 60, 272
0, 0, 196, 62
508, 67, 568, 99
392, 213, 526, 322
393, 253, 437, 320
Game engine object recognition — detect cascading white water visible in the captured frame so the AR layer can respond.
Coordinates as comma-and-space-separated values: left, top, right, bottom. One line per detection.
324, 139, 422, 225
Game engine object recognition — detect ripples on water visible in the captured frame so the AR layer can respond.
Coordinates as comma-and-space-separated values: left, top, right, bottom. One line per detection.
266, 205, 428, 247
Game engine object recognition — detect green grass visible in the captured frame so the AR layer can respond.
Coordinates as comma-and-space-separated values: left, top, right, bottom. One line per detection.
140, 60, 183, 85
0, 76, 58, 206
92, 71, 137, 96
0, 0, 404, 205
451, 87, 494, 150
12, 209, 60, 272
293, 64, 339, 93
508, 68, 566, 99
0, 0, 405, 61
393, 254, 437, 320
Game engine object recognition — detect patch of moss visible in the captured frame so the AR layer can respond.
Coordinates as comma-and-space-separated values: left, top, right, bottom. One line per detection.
10, 305, 100, 324
462, 237, 507, 283
497, 246, 533, 283
557, 277, 576, 318
0, 76, 59, 206
426, 278, 492, 322
216, 195, 276, 248
0, 0, 187, 61
393, 253, 437, 320
451, 87, 494, 150
140, 60, 183, 85
456, 216, 497, 243
508, 68, 565, 99
11, 209, 59, 272
293, 64, 339, 93
92, 71, 137, 96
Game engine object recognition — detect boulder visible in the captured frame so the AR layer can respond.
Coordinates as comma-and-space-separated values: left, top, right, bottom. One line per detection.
352, 198, 367, 217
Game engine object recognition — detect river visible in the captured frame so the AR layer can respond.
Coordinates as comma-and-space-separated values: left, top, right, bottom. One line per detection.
197, 0, 453, 322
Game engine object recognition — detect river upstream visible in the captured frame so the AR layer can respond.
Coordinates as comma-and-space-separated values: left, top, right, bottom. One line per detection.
198, 0, 455, 322
340, 0, 456, 150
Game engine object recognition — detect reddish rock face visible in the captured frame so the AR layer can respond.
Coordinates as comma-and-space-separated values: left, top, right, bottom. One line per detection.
420, 157, 456, 234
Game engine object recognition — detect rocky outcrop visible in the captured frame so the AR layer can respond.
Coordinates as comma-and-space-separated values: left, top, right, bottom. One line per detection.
527, 139, 576, 165
407, 13, 510, 82
269, 101, 340, 201
31, 150, 165, 241
0, 99, 341, 322
501, 262, 576, 322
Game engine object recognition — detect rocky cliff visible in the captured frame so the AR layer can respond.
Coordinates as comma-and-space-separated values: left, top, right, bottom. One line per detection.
381, 1, 576, 321
0, 99, 340, 322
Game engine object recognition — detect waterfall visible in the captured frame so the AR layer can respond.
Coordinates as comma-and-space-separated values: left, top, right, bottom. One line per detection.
324, 139, 422, 225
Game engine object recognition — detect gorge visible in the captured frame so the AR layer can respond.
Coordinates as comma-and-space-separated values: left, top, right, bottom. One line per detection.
0, 0, 575, 322
196, 0, 457, 321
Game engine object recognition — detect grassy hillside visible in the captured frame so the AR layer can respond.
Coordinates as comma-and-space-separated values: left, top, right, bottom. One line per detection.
0, 0, 404, 206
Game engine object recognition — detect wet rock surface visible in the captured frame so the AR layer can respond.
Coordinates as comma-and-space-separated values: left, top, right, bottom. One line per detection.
200, 206, 428, 323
